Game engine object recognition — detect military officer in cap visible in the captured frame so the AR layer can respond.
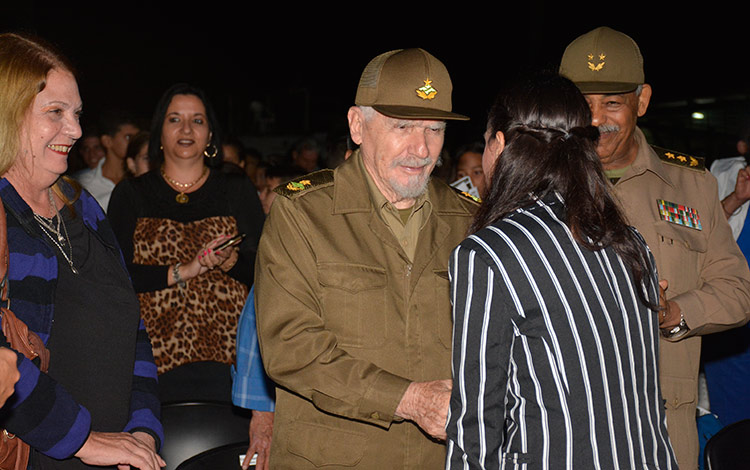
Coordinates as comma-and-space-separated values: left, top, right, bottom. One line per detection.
254, 48, 479, 468
560, 26, 750, 470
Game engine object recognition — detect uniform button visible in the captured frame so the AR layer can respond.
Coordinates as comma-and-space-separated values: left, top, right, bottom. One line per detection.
371, 412, 380, 420
401, 239, 408, 246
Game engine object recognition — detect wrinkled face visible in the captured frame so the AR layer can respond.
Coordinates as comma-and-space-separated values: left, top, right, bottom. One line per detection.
161, 94, 211, 163
15, 68, 82, 181
79, 135, 105, 168
104, 123, 139, 160
455, 151, 486, 197
350, 108, 445, 207
583, 87, 650, 170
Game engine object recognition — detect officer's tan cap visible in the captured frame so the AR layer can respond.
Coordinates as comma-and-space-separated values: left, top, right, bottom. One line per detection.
355, 48, 469, 121
560, 26, 644, 94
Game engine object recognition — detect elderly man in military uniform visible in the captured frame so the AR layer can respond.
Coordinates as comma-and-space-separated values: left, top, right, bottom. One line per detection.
560, 27, 750, 470
254, 48, 479, 469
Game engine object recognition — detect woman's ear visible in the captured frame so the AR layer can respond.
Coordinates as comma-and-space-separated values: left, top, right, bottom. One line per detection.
483, 131, 505, 178
493, 131, 505, 157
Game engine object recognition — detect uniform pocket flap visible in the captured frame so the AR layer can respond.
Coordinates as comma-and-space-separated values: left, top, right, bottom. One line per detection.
287, 421, 365, 467
318, 263, 387, 293
434, 269, 450, 280
661, 375, 697, 409
654, 220, 708, 253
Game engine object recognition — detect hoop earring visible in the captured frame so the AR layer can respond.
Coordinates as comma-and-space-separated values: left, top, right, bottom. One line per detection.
204, 143, 218, 158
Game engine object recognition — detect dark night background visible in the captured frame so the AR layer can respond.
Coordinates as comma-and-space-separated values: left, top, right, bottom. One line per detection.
3, 3, 749, 165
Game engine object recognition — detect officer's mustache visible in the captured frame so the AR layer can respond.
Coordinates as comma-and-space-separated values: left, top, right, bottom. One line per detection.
391, 156, 432, 168
597, 124, 620, 134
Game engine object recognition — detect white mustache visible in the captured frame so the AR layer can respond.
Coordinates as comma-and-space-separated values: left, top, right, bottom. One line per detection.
392, 157, 431, 169
597, 124, 619, 134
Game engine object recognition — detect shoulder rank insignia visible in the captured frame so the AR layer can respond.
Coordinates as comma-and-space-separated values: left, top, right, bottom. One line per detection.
287, 180, 311, 191
274, 169, 334, 199
450, 186, 481, 204
657, 199, 702, 230
652, 146, 705, 172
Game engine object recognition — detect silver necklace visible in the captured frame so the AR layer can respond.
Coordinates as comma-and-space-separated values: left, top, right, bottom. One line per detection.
33, 188, 77, 274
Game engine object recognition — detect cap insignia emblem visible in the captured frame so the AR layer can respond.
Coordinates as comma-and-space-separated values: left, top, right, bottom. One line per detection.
587, 53, 606, 72
416, 79, 438, 100
286, 180, 311, 191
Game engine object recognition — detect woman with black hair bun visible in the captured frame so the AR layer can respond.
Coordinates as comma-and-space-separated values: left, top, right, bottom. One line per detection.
445, 73, 678, 469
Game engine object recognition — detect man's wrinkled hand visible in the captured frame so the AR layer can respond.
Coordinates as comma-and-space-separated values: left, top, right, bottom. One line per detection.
242, 410, 274, 470
395, 379, 452, 440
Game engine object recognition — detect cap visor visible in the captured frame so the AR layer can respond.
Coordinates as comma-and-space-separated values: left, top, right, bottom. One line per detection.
373, 105, 469, 121
574, 81, 641, 95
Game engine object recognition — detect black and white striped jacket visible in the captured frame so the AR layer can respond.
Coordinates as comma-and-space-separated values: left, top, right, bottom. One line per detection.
446, 194, 677, 470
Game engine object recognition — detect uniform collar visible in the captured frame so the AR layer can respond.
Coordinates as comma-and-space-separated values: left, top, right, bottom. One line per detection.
617, 127, 674, 188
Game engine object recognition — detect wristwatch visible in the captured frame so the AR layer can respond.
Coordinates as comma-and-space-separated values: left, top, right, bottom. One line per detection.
662, 312, 689, 339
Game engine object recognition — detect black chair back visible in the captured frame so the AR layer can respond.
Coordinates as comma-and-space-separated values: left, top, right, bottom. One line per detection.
705, 418, 750, 469
160, 401, 250, 470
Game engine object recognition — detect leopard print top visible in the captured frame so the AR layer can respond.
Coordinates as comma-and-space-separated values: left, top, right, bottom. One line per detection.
133, 215, 249, 374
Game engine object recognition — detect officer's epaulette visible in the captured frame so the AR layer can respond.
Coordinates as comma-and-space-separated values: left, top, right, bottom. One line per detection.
274, 169, 334, 199
450, 186, 482, 204
652, 145, 705, 172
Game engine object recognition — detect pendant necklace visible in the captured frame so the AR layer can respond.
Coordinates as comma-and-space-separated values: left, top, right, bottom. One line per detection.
161, 165, 208, 204
33, 188, 77, 274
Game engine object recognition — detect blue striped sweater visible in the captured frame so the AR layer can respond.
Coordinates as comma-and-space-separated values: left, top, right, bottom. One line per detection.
0, 177, 163, 459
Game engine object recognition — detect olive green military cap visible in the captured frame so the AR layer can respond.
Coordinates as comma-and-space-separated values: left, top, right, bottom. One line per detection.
355, 48, 469, 121
559, 26, 644, 94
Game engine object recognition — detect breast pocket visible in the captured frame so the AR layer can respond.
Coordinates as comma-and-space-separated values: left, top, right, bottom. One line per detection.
653, 220, 707, 293
318, 263, 387, 348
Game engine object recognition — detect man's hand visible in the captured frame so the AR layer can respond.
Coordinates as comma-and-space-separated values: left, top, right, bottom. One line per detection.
721, 167, 750, 218
242, 410, 274, 470
658, 279, 682, 329
395, 380, 452, 440
735, 167, 750, 202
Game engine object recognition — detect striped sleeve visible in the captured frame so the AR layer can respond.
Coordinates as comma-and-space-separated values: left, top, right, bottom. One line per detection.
123, 319, 164, 450
446, 242, 514, 470
3, 356, 92, 459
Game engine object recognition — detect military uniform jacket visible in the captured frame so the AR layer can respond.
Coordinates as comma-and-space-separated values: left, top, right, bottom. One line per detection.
612, 128, 750, 469
255, 151, 478, 469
